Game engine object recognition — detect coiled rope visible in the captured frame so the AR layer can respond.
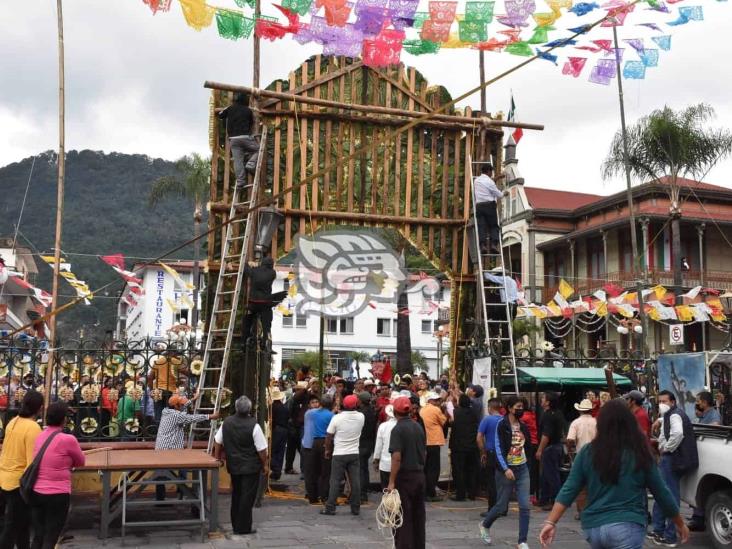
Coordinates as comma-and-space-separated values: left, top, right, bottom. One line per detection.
376, 489, 403, 547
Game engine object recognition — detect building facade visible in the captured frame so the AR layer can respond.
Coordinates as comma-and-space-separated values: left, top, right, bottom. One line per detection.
0, 241, 43, 334
500, 139, 732, 353
116, 261, 203, 341
271, 268, 451, 379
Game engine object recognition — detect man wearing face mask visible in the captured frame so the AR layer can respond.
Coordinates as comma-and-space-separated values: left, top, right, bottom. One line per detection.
649, 390, 699, 547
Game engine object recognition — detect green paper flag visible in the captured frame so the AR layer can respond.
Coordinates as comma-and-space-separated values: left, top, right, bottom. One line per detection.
465, 1, 495, 22
413, 12, 430, 28
283, 0, 313, 16
234, 0, 255, 8
216, 10, 255, 39
527, 25, 553, 44
459, 20, 488, 42
505, 41, 533, 56
403, 39, 441, 54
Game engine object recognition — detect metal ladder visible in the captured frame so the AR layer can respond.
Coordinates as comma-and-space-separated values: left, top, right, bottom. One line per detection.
469, 158, 519, 394
188, 127, 267, 451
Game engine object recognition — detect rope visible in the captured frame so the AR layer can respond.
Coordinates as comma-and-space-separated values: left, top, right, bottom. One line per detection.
375, 489, 403, 546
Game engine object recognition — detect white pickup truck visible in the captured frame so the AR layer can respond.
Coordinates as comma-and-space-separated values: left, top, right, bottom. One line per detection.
680, 424, 732, 548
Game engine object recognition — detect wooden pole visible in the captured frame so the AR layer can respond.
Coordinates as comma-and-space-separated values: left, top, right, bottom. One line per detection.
479, 50, 487, 115
253, 0, 261, 90
45, 0, 66, 414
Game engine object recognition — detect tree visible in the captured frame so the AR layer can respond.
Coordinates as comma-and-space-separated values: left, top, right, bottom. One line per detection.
410, 350, 428, 372
148, 153, 211, 331
602, 104, 732, 293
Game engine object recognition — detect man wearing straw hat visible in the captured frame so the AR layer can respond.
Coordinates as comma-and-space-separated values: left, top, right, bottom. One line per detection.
566, 398, 597, 518
269, 386, 289, 481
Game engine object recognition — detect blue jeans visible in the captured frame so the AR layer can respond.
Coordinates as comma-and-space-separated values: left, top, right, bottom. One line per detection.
584, 522, 646, 549
652, 454, 681, 542
482, 463, 530, 544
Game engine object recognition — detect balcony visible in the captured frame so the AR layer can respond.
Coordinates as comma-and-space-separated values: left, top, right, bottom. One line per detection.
541, 269, 732, 301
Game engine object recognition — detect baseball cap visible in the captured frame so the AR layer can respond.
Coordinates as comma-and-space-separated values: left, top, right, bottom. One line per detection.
392, 396, 411, 415
624, 390, 645, 403
358, 391, 372, 404
343, 394, 359, 410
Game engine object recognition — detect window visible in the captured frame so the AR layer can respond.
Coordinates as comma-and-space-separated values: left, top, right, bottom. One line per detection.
281, 348, 306, 360
283, 313, 307, 328
377, 318, 392, 336
339, 317, 354, 334
326, 317, 338, 334
174, 309, 189, 324
587, 237, 605, 281
421, 320, 434, 334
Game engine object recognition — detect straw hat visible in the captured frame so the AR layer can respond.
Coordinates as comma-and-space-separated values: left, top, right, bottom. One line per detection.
270, 388, 286, 402
574, 398, 594, 412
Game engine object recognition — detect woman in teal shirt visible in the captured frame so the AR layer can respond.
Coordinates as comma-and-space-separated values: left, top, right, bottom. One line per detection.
539, 399, 689, 549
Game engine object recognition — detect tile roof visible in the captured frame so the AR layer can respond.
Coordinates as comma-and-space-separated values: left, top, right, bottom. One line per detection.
524, 187, 603, 211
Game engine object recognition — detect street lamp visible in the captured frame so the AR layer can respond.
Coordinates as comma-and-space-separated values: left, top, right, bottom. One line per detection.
254, 207, 284, 256
720, 290, 732, 351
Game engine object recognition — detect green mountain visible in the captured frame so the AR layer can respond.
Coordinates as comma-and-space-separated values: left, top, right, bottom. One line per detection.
0, 150, 200, 340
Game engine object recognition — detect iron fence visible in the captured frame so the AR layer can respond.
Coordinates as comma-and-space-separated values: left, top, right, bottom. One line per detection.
0, 336, 223, 441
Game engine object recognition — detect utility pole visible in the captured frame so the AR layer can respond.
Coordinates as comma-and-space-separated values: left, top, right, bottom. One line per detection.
45, 0, 66, 414
611, 25, 650, 378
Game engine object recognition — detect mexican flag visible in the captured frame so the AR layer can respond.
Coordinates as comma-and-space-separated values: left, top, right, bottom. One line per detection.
507, 94, 524, 144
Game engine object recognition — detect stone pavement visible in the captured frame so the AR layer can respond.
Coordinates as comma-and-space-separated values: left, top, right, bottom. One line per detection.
62, 473, 713, 549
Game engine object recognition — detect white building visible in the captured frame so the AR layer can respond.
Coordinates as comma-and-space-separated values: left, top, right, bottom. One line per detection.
271, 267, 451, 379
116, 261, 203, 341
0, 241, 44, 334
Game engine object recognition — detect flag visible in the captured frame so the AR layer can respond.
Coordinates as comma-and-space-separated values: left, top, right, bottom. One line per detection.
11, 276, 52, 307
558, 279, 574, 299
507, 93, 524, 144
101, 254, 144, 288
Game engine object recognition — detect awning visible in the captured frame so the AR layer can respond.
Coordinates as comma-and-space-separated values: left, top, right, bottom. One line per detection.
503, 367, 633, 391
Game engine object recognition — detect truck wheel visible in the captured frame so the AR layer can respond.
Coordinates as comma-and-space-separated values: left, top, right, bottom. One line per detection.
706, 491, 732, 548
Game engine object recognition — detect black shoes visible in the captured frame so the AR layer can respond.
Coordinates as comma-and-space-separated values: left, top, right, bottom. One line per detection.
320, 509, 336, 516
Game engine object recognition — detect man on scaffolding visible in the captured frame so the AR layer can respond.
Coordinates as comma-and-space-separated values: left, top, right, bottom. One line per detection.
217, 92, 259, 189
474, 163, 504, 255
241, 256, 286, 352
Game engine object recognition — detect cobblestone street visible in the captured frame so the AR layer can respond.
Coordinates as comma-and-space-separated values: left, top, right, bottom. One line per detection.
61, 473, 714, 549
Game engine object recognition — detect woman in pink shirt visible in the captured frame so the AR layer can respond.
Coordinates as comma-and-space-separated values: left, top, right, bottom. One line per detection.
31, 401, 85, 549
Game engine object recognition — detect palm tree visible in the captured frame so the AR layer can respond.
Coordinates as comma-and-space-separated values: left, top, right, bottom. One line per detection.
602, 104, 732, 293
148, 153, 211, 332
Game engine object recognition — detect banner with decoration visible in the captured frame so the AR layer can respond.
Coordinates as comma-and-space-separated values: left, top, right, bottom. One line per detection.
517, 278, 728, 329
40, 255, 93, 304
138, 0, 721, 82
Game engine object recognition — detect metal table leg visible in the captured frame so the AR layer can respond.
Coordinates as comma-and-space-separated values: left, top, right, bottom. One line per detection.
209, 468, 219, 532
101, 470, 111, 540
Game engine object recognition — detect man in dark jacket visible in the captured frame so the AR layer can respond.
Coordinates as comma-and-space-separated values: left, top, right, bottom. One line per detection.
466, 384, 485, 421
217, 92, 258, 188
242, 256, 276, 350
650, 390, 699, 546
358, 392, 377, 502
450, 394, 479, 500
214, 396, 269, 535
285, 381, 309, 474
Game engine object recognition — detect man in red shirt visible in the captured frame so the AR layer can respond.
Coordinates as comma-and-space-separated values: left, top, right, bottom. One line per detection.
625, 390, 651, 438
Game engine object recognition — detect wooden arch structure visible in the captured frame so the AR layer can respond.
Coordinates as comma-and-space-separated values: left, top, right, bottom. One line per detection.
205, 55, 525, 380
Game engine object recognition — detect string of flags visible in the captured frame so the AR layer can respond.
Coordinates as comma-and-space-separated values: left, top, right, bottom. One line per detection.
40, 256, 93, 304
138, 0, 722, 82
100, 254, 145, 309
158, 262, 196, 311
517, 278, 728, 324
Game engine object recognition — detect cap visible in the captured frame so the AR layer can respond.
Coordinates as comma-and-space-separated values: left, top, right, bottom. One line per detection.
392, 396, 411, 415
574, 398, 593, 412
426, 391, 441, 401
168, 394, 189, 408
358, 391, 372, 404
295, 381, 308, 390
343, 394, 359, 410
364, 379, 374, 386
624, 390, 645, 403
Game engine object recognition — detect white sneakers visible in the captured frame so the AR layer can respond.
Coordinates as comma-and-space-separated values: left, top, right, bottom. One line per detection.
479, 523, 492, 545
517, 543, 530, 549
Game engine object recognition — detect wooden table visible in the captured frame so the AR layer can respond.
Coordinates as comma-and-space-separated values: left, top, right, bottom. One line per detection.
76, 449, 220, 541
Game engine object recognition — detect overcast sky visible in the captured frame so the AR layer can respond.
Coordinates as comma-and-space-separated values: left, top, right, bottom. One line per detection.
2, 0, 731, 196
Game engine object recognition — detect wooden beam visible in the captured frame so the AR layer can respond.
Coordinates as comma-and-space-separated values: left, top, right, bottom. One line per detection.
373, 68, 434, 113
204, 81, 545, 131
282, 208, 466, 226
260, 60, 363, 108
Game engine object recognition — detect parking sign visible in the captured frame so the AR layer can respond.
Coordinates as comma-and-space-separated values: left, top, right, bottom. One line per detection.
669, 324, 684, 346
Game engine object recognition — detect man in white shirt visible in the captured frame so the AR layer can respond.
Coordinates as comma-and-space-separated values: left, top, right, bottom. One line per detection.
321, 394, 364, 516
373, 404, 397, 489
474, 164, 504, 254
